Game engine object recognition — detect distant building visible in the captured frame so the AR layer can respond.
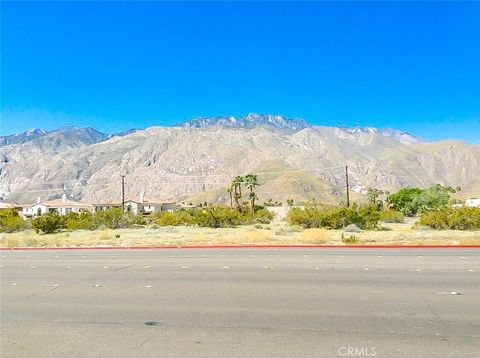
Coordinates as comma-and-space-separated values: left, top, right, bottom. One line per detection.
124, 195, 177, 215
21, 195, 93, 219
465, 198, 480, 208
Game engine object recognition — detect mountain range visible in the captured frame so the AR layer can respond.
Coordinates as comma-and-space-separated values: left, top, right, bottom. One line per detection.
1, 114, 479, 204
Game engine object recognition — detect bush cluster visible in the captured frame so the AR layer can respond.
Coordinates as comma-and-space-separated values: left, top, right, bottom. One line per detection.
286, 203, 380, 230
419, 206, 480, 230
387, 184, 457, 216
154, 207, 273, 228
0, 209, 26, 233
379, 210, 405, 223
31, 208, 137, 234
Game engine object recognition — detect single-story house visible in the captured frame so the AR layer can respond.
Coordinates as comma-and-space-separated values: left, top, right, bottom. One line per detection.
21, 195, 93, 219
124, 198, 177, 215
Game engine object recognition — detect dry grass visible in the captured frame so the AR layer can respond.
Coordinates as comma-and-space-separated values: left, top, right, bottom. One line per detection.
1, 220, 480, 248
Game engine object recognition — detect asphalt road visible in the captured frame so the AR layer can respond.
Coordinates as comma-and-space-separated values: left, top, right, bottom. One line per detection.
1, 248, 479, 358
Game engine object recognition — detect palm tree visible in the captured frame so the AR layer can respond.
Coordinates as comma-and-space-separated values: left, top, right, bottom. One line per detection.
226, 184, 234, 208
232, 176, 244, 212
244, 173, 259, 215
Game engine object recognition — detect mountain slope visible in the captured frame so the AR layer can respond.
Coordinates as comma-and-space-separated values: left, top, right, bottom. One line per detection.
0, 126, 109, 155
1, 124, 478, 204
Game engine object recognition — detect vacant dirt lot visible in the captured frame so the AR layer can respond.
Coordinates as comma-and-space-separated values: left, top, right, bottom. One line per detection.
1, 219, 480, 248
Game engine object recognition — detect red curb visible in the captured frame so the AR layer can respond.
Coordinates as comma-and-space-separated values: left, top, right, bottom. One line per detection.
1, 245, 480, 250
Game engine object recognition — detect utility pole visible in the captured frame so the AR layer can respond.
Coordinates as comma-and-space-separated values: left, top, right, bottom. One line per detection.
121, 175, 126, 212
345, 166, 350, 207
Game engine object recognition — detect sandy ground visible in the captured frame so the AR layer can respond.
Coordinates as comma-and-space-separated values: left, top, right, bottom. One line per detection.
1, 218, 480, 247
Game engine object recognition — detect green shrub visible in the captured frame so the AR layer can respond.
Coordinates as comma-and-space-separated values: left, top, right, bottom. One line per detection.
32, 212, 66, 234
286, 202, 380, 230
64, 211, 95, 230
379, 210, 405, 223
341, 233, 358, 244
155, 210, 198, 226
388, 185, 457, 216
0, 209, 26, 233
92, 208, 134, 229
154, 207, 273, 228
420, 206, 480, 230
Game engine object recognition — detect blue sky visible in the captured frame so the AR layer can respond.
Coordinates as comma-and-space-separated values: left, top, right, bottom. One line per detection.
1, 1, 479, 143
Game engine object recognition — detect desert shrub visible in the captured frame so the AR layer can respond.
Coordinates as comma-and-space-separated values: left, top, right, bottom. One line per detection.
341, 233, 358, 244
64, 211, 95, 230
32, 212, 66, 234
379, 210, 405, 223
286, 202, 380, 230
420, 206, 480, 230
154, 207, 273, 228
388, 185, 457, 216
92, 208, 134, 229
155, 210, 198, 226
252, 208, 274, 224
0, 209, 26, 232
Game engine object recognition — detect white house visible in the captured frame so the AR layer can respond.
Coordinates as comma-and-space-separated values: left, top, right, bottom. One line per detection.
465, 198, 480, 208
124, 194, 177, 215
21, 195, 93, 219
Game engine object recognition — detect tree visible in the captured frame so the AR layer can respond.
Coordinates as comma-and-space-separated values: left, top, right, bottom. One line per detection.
226, 184, 234, 208
244, 173, 259, 215
387, 184, 457, 216
232, 176, 244, 212
287, 199, 294, 207
367, 188, 384, 204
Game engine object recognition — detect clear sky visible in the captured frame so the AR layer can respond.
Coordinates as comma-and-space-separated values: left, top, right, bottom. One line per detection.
1, 1, 479, 143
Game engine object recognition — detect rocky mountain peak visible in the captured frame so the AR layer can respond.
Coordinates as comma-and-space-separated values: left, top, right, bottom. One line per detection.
176, 113, 312, 131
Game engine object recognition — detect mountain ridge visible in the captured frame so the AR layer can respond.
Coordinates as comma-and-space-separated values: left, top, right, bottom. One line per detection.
1, 113, 426, 147
1, 121, 479, 204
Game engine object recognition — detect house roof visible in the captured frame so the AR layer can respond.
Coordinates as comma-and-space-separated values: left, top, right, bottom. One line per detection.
23, 199, 92, 208
91, 201, 122, 206
125, 198, 175, 205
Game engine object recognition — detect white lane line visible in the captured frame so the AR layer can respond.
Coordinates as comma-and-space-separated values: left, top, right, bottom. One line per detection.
103, 266, 109, 269
223, 266, 230, 269
314, 267, 320, 270
143, 265, 151, 269
66, 266, 72, 269
30, 265, 36, 268
364, 268, 370, 271
11, 283, 18, 286
467, 269, 476, 272
92, 284, 102, 288
51, 284, 59, 287
145, 285, 152, 288
181, 266, 190, 269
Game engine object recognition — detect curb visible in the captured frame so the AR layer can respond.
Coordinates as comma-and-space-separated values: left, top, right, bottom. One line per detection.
1, 245, 480, 251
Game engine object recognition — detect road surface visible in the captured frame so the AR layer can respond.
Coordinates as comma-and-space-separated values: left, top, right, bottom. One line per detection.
1, 248, 479, 357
